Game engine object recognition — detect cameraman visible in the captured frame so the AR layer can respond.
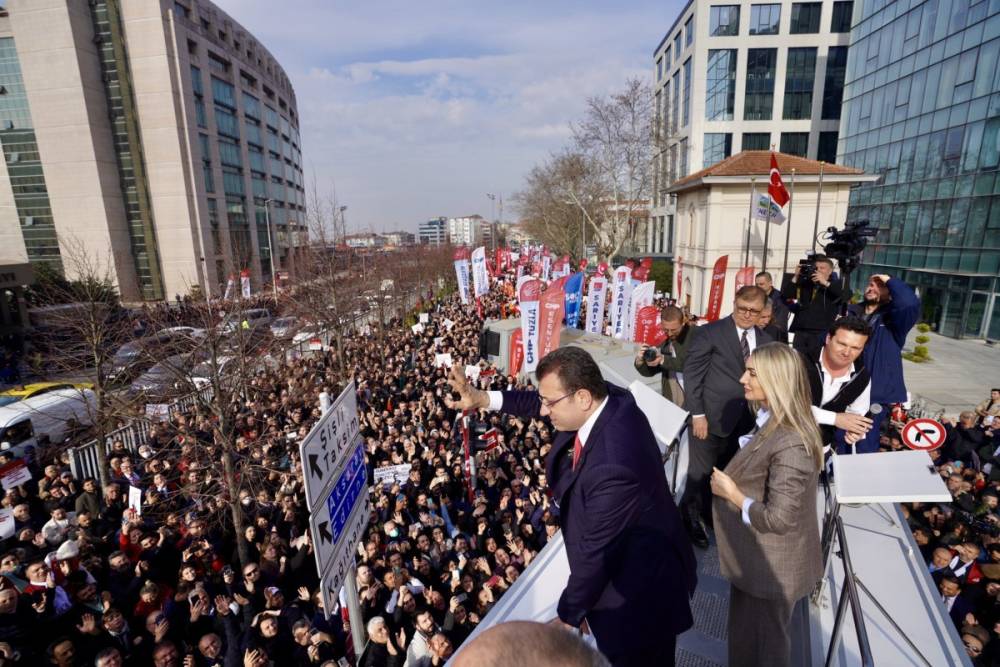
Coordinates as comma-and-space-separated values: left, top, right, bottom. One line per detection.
634, 306, 691, 408
848, 273, 920, 453
781, 255, 842, 355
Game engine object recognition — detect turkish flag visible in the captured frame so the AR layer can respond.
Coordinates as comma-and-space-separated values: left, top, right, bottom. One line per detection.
769, 152, 790, 207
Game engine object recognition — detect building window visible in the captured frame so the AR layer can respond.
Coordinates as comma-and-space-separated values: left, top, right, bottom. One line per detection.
742, 133, 771, 150
207, 51, 230, 74
671, 71, 680, 129
703, 133, 732, 166
831, 1, 853, 32
203, 162, 214, 193
190, 65, 202, 96
790, 3, 822, 33
709, 6, 740, 36
211, 77, 235, 108
780, 132, 809, 156
821, 46, 848, 120
215, 106, 239, 138
817, 131, 838, 163
679, 137, 689, 176
783, 47, 817, 120
744, 48, 777, 120
194, 97, 206, 128
222, 167, 244, 196
656, 57, 663, 80
218, 137, 242, 168
242, 91, 260, 120
682, 58, 692, 127
705, 50, 737, 120
244, 119, 262, 146
685, 16, 693, 45
749, 4, 781, 35
664, 46, 671, 68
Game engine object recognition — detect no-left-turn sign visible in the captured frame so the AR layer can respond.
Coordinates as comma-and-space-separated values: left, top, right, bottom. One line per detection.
901, 418, 947, 451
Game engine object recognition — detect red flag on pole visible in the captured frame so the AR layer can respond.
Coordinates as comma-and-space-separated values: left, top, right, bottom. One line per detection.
676, 258, 683, 300
705, 255, 729, 322
536, 282, 566, 360
769, 153, 790, 207
509, 328, 524, 375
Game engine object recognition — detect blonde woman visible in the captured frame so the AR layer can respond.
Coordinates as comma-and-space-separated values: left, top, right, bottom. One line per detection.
710, 342, 824, 667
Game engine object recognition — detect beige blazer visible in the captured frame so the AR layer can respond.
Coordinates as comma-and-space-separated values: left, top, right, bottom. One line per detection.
712, 424, 823, 602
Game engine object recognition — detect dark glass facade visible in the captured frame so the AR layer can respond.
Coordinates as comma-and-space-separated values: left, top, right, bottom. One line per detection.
705, 49, 737, 120
840, 0, 1000, 338
0, 38, 61, 269
704, 133, 733, 166
744, 48, 778, 120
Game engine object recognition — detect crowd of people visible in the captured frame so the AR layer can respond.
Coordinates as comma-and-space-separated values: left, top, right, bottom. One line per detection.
0, 274, 556, 667
899, 388, 1000, 665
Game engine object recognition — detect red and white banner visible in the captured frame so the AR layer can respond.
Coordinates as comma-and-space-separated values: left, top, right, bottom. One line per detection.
515, 274, 533, 301
223, 274, 235, 301
610, 266, 633, 339
537, 281, 565, 360
676, 258, 683, 301
541, 250, 552, 281
735, 266, 756, 292
585, 276, 608, 335
519, 279, 543, 373
0, 459, 31, 491
240, 269, 251, 299
626, 280, 656, 341
471, 246, 489, 297
454, 248, 471, 304
705, 255, 729, 322
634, 305, 662, 346
509, 328, 524, 375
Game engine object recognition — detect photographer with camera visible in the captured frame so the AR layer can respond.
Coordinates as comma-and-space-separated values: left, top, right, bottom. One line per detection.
847, 273, 920, 454
634, 306, 692, 408
781, 255, 843, 355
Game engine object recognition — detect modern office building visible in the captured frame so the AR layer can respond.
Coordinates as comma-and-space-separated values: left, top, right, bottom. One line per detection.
840, 0, 1000, 339
447, 215, 484, 247
650, 0, 853, 259
0, 0, 307, 300
418, 217, 447, 245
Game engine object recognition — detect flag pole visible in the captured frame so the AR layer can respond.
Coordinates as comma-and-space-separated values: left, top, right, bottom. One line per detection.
745, 178, 756, 268
811, 162, 825, 252
762, 191, 772, 273
781, 168, 795, 280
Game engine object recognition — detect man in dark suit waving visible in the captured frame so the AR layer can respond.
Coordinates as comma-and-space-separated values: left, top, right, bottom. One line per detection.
681, 285, 773, 548
446, 347, 696, 667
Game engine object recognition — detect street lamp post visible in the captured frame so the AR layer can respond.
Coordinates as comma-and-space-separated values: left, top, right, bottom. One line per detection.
486, 193, 496, 250
263, 198, 278, 301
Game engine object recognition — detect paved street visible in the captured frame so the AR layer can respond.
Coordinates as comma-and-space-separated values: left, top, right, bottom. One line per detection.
903, 330, 1000, 416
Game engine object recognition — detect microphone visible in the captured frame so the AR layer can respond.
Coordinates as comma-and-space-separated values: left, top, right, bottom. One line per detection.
864, 403, 882, 420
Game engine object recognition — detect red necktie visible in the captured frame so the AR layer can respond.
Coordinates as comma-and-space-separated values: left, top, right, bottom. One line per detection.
572, 434, 583, 470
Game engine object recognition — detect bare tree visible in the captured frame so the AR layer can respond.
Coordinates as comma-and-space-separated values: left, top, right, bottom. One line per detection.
28, 239, 136, 489
514, 78, 656, 261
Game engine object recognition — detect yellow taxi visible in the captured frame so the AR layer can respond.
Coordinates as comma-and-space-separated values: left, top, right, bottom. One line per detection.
0, 381, 95, 408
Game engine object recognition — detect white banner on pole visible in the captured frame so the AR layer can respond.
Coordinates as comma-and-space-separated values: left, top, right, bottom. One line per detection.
610, 267, 633, 339
625, 281, 656, 341
471, 246, 490, 297
585, 277, 608, 335
752, 193, 786, 224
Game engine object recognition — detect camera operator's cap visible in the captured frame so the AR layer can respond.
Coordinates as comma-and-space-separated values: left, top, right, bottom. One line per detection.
265, 586, 282, 597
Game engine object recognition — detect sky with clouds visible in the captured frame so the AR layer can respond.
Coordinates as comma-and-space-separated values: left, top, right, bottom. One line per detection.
215, 0, 685, 233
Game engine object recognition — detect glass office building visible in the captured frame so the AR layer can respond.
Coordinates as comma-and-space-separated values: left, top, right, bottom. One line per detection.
839, 0, 1000, 338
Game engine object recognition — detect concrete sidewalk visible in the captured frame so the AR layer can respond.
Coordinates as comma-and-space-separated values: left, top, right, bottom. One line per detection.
902, 330, 1000, 416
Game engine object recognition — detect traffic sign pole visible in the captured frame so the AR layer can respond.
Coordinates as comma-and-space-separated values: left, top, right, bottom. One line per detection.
317, 389, 366, 658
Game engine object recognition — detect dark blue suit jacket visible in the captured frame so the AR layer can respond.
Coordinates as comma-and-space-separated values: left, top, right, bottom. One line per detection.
500, 384, 697, 658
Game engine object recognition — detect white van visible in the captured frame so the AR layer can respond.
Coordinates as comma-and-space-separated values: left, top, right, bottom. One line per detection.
0, 388, 97, 459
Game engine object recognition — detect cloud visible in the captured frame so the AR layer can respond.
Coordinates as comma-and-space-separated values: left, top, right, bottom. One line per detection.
213, 0, 682, 231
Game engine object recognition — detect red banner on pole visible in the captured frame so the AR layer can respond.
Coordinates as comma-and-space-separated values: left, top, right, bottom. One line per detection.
705, 255, 729, 322
676, 258, 683, 301
509, 328, 524, 375
635, 305, 661, 345
536, 282, 566, 360
735, 266, 756, 292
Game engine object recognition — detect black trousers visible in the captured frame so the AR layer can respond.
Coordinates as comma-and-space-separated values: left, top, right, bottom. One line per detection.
680, 429, 739, 521
605, 633, 677, 667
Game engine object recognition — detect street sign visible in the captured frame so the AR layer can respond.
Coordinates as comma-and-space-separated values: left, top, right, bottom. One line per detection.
310, 440, 367, 575
901, 418, 946, 451
300, 383, 361, 510
319, 493, 372, 616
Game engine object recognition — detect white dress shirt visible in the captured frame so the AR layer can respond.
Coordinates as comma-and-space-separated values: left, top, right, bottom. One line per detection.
693, 322, 757, 420
486, 391, 609, 453
809, 353, 872, 426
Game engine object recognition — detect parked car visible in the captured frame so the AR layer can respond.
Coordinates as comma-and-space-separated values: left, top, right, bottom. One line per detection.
189, 355, 236, 389
128, 353, 197, 403
218, 308, 273, 336
0, 381, 94, 408
0, 388, 97, 459
107, 330, 203, 384
270, 316, 303, 340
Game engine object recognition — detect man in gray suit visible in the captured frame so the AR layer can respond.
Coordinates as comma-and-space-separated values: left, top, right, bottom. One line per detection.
680, 285, 772, 548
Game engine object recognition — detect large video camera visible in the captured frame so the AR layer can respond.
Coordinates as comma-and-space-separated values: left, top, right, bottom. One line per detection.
819, 220, 877, 275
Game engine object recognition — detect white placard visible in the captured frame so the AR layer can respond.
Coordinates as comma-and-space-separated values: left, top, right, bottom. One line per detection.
419, 313, 429, 324
0, 459, 31, 491
465, 365, 482, 382
373, 464, 412, 486
145, 404, 170, 421
0, 508, 14, 540
411, 323, 424, 334
443, 318, 455, 331
434, 353, 453, 368
128, 486, 143, 518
